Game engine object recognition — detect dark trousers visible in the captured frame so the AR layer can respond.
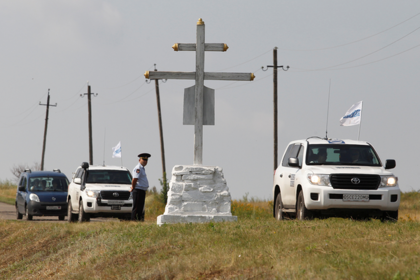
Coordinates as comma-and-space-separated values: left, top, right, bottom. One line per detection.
131, 189, 146, 221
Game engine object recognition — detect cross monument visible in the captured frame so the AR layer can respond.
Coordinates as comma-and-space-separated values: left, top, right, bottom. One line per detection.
145, 18, 254, 165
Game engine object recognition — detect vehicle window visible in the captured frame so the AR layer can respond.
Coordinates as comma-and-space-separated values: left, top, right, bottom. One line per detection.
282, 144, 301, 167
297, 146, 304, 167
75, 168, 83, 179
306, 144, 381, 166
19, 177, 25, 187
29, 176, 69, 192
86, 170, 132, 184
21, 177, 27, 190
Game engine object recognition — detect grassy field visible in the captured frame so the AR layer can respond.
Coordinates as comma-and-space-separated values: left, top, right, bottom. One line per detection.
0, 182, 420, 279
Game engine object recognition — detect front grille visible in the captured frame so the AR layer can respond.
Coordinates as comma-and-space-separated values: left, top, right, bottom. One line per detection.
100, 191, 130, 200
330, 174, 380, 190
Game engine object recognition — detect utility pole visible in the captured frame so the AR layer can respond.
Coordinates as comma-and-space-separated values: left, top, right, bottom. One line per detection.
81, 84, 98, 165
262, 47, 289, 171
39, 89, 57, 171
153, 64, 168, 203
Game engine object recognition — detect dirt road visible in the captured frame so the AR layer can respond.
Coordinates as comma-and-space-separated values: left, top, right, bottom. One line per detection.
0, 202, 116, 222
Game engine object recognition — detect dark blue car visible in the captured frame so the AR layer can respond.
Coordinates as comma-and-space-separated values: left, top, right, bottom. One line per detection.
15, 169, 69, 220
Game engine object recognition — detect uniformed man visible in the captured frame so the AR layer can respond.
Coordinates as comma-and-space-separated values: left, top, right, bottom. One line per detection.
130, 153, 151, 221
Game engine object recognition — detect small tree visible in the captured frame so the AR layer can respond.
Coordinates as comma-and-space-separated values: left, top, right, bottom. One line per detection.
10, 162, 41, 183
159, 172, 169, 204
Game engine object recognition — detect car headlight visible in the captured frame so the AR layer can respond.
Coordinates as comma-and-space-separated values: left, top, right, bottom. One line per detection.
29, 193, 40, 202
307, 174, 331, 186
380, 176, 398, 187
86, 190, 100, 198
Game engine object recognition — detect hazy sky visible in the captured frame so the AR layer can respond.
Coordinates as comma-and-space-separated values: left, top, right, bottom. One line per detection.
1, 1, 419, 199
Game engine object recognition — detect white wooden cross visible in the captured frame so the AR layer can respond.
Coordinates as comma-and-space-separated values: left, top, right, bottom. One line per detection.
145, 18, 254, 165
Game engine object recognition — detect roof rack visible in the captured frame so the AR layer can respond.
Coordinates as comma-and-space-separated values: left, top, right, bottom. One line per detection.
53, 169, 61, 173
24, 169, 31, 173
306, 136, 328, 141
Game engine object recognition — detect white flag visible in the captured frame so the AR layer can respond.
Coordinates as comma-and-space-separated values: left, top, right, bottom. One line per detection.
340, 101, 362, 126
112, 141, 122, 158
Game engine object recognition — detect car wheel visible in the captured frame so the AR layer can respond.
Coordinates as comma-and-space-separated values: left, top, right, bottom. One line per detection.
275, 193, 284, 221
16, 204, 23, 220
78, 201, 90, 223
25, 205, 33, 221
381, 210, 398, 222
296, 190, 313, 220
58, 216, 65, 221
67, 199, 78, 223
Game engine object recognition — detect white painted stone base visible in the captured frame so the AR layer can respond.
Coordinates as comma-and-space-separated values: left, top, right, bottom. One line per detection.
157, 165, 237, 225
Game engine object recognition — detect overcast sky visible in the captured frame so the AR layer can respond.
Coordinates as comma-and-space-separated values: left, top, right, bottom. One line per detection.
1, 1, 419, 199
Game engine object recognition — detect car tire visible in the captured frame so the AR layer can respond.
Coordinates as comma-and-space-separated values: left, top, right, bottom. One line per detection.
58, 216, 65, 221
275, 193, 284, 221
381, 210, 398, 222
16, 204, 23, 220
296, 190, 313, 220
25, 205, 33, 221
67, 199, 78, 223
78, 201, 90, 223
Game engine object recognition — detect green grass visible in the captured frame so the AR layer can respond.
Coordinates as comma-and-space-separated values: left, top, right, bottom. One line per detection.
1, 216, 420, 279
1, 182, 420, 279
0, 180, 17, 205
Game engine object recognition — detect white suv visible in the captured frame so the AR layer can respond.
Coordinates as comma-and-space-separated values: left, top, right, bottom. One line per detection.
67, 162, 133, 222
273, 137, 400, 221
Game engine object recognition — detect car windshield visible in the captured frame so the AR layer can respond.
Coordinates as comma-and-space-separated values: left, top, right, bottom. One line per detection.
29, 176, 69, 192
86, 170, 132, 184
306, 144, 381, 166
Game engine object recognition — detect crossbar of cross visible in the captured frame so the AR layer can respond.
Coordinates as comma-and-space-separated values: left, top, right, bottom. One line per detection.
144, 18, 254, 165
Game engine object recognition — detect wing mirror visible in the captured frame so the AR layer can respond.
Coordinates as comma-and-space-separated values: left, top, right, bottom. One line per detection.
81, 162, 89, 170
385, 159, 396, 169
18, 186, 26, 192
74, 178, 82, 185
288, 157, 300, 167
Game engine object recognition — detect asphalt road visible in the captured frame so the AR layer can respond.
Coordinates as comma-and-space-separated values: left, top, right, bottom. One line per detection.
0, 201, 116, 222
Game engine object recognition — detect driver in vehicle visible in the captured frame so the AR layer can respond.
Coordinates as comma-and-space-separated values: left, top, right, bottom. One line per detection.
317, 148, 327, 163
350, 148, 360, 163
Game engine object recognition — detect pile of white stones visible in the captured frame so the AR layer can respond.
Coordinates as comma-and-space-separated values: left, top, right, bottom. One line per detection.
157, 165, 237, 225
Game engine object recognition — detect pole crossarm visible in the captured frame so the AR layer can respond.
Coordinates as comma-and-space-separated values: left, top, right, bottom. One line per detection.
145, 71, 255, 81
172, 43, 228, 52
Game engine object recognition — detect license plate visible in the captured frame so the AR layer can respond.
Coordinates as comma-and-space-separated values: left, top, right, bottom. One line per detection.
343, 194, 369, 202
107, 200, 124, 205
46, 206, 61, 210
111, 205, 121, 210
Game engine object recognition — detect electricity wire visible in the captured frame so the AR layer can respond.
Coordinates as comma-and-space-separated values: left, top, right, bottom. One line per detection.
277, 11, 420, 51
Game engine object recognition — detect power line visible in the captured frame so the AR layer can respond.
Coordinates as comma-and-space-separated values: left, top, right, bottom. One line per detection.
291, 25, 420, 72
277, 11, 420, 52
215, 49, 272, 71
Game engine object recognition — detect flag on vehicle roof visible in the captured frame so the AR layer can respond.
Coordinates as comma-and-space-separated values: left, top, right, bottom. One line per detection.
340, 101, 362, 126
112, 141, 122, 158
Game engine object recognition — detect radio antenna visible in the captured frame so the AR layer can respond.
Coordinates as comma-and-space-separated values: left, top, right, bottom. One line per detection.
102, 128, 106, 166
325, 79, 331, 140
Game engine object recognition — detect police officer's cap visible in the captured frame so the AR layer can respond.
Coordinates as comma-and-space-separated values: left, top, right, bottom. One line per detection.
138, 153, 151, 158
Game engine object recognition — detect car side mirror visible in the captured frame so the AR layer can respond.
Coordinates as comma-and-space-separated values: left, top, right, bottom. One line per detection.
288, 157, 300, 167
81, 162, 89, 170
74, 178, 81, 185
385, 159, 396, 169
18, 186, 26, 192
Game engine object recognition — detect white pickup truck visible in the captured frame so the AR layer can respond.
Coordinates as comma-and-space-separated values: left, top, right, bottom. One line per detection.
273, 137, 400, 221
67, 162, 133, 222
